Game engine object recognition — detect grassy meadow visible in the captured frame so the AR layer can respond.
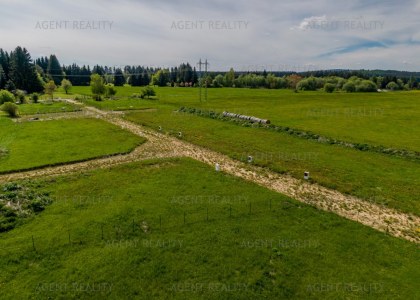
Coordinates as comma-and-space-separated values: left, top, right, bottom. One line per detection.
50, 86, 419, 215
125, 108, 420, 215
0, 158, 419, 299
0, 85, 418, 299
63, 86, 420, 152
17, 100, 82, 115
0, 116, 144, 173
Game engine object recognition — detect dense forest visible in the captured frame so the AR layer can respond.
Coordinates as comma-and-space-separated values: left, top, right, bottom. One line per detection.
0, 46, 419, 93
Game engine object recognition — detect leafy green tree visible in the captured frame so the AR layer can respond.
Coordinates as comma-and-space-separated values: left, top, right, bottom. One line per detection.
198, 75, 213, 88
396, 79, 404, 89
61, 79, 72, 94
356, 80, 377, 92
286, 74, 303, 89
44, 80, 57, 100
104, 73, 114, 84
266, 73, 278, 89
90, 74, 105, 100
151, 69, 170, 87
297, 76, 324, 91
386, 81, 399, 90
324, 83, 335, 93
343, 81, 356, 92
224, 68, 235, 87
212, 74, 224, 87
0, 90, 14, 104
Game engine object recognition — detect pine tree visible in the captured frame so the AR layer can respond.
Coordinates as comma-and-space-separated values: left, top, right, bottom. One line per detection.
47, 55, 63, 85
92, 65, 105, 76
0, 65, 5, 89
0, 49, 10, 84
9, 46, 43, 93
192, 67, 198, 85
114, 68, 125, 86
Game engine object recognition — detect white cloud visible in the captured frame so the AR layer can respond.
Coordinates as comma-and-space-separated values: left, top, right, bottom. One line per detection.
0, 0, 418, 71
292, 15, 328, 31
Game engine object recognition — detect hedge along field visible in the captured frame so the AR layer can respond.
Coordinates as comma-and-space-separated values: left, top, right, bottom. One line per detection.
67, 86, 420, 152
0, 159, 419, 299
125, 107, 420, 216
0, 117, 144, 173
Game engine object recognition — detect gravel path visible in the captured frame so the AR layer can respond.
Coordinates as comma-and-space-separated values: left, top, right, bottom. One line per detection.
1, 99, 418, 243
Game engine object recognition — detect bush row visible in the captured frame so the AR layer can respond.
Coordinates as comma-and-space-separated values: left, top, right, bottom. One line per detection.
178, 107, 419, 160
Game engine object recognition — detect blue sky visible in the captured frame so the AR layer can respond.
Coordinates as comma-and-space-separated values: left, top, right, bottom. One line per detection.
0, 0, 419, 71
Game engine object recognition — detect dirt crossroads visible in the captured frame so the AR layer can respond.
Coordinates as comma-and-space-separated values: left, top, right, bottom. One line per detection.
1, 99, 419, 243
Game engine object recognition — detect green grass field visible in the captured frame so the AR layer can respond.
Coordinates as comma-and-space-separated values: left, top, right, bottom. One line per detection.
125, 108, 419, 216
17, 100, 82, 115
52, 86, 419, 216
0, 117, 144, 173
65, 86, 420, 152
0, 158, 418, 299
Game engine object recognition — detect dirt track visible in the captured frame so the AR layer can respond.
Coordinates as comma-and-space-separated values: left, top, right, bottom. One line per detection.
1, 99, 419, 243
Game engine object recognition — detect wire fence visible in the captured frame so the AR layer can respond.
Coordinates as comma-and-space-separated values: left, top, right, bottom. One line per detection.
0, 198, 304, 255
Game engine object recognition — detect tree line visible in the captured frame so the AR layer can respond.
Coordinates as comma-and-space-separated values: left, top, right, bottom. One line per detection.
0, 47, 201, 92
1, 46, 419, 94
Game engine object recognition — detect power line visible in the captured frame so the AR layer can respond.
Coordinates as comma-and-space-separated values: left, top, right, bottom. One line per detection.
197, 58, 209, 102
35, 73, 152, 77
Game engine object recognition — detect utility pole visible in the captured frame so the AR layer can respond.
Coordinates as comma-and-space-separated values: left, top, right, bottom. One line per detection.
204, 59, 208, 102
198, 59, 202, 102
197, 58, 209, 102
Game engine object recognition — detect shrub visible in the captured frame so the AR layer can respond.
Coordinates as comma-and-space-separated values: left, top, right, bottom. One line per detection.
386, 81, 399, 91
2, 182, 21, 192
105, 84, 117, 99
1, 102, 19, 117
356, 80, 377, 92
30, 93, 40, 103
0, 184, 52, 232
141, 86, 156, 99
343, 82, 356, 93
15, 90, 27, 104
0, 90, 14, 104
29, 198, 51, 212
324, 83, 335, 93
297, 76, 324, 91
